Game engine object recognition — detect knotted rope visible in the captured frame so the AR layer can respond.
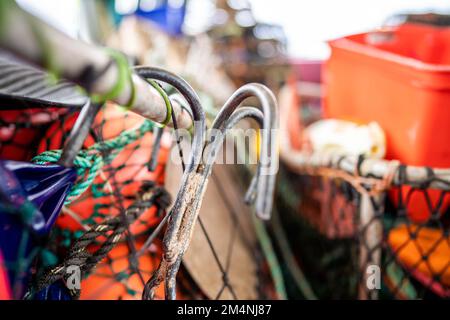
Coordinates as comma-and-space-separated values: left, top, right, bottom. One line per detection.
32, 119, 155, 204
28, 181, 171, 299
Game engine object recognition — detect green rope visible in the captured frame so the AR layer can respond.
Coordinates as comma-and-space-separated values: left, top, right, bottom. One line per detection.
34, 150, 104, 203
92, 119, 154, 158
32, 119, 154, 204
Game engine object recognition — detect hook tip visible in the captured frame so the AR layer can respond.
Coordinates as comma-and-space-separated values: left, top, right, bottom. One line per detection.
255, 210, 271, 220
254, 190, 274, 220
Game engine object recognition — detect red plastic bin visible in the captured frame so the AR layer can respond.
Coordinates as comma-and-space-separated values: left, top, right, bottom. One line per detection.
323, 23, 450, 168
323, 24, 450, 223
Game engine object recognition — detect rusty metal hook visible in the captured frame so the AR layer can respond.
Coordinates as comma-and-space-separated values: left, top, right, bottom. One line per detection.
138, 76, 278, 299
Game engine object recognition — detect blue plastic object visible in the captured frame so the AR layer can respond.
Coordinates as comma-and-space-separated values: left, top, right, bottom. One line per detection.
34, 280, 72, 300
0, 160, 76, 298
133, 0, 186, 36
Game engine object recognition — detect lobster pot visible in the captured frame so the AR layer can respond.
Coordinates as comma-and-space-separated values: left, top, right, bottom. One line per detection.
0, 99, 207, 299
35, 104, 205, 300
276, 164, 450, 299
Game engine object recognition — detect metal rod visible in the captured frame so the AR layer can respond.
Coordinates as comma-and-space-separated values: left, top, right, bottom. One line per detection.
147, 126, 164, 172
59, 101, 102, 167
0, 2, 192, 129
358, 194, 382, 300
211, 84, 279, 219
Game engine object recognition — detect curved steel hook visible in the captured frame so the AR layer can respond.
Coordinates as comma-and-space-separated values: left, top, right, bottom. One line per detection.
134, 66, 208, 255
180, 106, 267, 253
204, 106, 264, 189
211, 83, 278, 220
143, 86, 278, 300
165, 86, 277, 256
134, 69, 278, 300
144, 106, 268, 300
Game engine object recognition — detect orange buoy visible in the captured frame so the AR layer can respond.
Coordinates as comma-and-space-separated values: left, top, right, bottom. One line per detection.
388, 224, 450, 287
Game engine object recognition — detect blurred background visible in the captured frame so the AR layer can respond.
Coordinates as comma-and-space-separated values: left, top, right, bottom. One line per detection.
1, 0, 450, 301
16, 0, 450, 58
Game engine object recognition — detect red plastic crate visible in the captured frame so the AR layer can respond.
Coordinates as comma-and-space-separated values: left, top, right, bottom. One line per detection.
323, 23, 450, 168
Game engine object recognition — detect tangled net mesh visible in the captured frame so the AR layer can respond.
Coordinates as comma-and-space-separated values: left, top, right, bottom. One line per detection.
276, 163, 450, 299
0, 104, 206, 300
1, 98, 279, 300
